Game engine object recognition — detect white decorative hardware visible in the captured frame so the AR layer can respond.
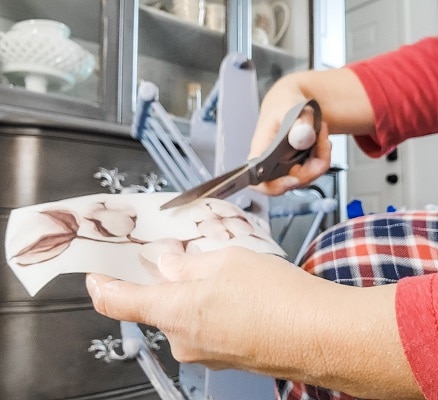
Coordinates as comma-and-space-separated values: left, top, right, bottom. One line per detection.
93, 167, 168, 194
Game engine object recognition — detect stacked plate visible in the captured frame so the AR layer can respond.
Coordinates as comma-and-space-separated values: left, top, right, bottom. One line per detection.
0, 19, 96, 93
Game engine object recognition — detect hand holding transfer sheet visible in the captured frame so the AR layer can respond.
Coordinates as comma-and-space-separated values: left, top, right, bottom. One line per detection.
5, 192, 285, 296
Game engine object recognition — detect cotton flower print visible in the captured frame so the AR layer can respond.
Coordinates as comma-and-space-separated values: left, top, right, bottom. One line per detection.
9, 196, 279, 268
5, 193, 285, 297
191, 200, 254, 239
80, 201, 137, 242
8, 209, 80, 266
8, 201, 139, 267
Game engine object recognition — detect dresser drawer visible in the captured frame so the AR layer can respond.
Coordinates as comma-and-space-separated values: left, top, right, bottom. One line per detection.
0, 126, 178, 399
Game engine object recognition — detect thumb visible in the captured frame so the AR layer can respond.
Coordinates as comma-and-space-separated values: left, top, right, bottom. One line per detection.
287, 104, 318, 150
86, 273, 187, 328
288, 121, 316, 150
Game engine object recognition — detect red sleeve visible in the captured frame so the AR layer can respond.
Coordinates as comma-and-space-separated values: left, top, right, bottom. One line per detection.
347, 37, 438, 157
396, 273, 438, 399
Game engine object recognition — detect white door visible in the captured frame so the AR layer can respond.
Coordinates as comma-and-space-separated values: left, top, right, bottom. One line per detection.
345, 0, 438, 213
345, 0, 406, 213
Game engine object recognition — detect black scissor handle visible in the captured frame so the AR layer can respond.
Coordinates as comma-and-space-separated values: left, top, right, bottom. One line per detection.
251, 99, 322, 184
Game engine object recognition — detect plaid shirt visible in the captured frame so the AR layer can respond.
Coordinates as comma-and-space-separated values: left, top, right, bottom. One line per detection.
279, 210, 438, 400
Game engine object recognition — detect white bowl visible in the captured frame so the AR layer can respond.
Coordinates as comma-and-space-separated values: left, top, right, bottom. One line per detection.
0, 19, 96, 92
11, 19, 71, 38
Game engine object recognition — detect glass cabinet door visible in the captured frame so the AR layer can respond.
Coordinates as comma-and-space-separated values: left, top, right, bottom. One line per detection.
0, 0, 133, 124
251, 0, 312, 98
135, 0, 311, 120
0, 0, 311, 125
136, 0, 227, 119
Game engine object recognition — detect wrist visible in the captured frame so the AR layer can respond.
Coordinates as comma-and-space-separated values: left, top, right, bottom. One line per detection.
285, 280, 421, 398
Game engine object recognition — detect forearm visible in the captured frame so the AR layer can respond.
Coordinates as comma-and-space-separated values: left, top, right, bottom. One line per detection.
264, 267, 422, 399
263, 68, 375, 135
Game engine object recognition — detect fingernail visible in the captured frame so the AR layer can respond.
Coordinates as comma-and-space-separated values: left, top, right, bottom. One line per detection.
86, 274, 101, 303
158, 252, 184, 271
289, 123, 316, 150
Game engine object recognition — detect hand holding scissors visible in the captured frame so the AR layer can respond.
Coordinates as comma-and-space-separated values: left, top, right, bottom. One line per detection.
160, 100, 322, 210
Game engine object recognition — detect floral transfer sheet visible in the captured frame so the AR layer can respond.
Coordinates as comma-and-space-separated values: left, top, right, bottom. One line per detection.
5, 192, 285, 296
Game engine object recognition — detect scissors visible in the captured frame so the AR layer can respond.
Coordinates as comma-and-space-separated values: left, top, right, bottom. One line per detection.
160, 99, 322, 210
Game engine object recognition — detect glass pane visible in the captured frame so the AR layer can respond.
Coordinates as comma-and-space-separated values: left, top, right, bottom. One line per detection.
135, 0, 310, 118
0, 0, 101, 103
252, 0, 311, 99
137, 0, 226, 119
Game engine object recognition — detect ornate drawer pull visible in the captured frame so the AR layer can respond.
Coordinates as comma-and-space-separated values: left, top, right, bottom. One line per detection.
88, 335, 129, 363
94, 167, 168, 194
88, 329, 167, 363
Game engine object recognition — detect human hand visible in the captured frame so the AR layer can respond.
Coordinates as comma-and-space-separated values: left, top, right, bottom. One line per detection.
249, 79, 332, 196
86, 247, 323, 372
86, 246, 420, 398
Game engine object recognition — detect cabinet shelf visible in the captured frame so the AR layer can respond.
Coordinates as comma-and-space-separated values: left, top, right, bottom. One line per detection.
138, 6, 307, 77
138, 6, 225, 72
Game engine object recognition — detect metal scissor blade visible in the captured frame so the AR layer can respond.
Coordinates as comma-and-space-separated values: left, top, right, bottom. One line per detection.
160, 164, 251, 210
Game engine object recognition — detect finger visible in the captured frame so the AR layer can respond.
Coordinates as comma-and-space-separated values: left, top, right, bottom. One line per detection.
288, 122, 316, 150
287, 103, 318, 151
86, 273, 156, 322
86, 273, 194, 329
158, 251, 223, 282
288, 122, 332, 184
317, 122, 332, 161
292, 121, 331, 172
253, 176, 301, 196
295, 104, 316, 127
253, 122, 331, 195
250, 103, 316, 159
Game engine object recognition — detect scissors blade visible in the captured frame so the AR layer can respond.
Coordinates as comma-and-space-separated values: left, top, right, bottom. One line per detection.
160, 164, 252, 210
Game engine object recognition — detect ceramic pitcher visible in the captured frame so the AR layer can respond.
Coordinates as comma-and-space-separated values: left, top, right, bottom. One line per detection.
252, 0, 291, 45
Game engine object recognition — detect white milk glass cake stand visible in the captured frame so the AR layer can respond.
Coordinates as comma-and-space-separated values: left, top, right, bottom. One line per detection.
0, 19, 96, 93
